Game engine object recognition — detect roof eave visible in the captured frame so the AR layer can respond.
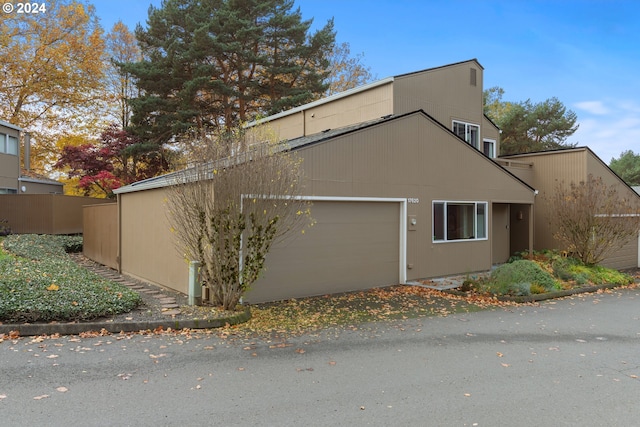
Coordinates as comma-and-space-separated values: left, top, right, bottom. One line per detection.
245, 77, 395, 128
0, 120, 23, 132
18, 177, 63, 186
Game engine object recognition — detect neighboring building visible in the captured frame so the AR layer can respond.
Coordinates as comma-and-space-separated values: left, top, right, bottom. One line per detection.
108, 59, 640, 303
0, 119, 105, 235
0, 120, 21, 194
0, 119, 64, 194
19, 169, 64, 194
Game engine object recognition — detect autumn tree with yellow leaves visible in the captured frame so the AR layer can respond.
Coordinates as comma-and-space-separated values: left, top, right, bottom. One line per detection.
104, 21, 141, 129
0, 0, 105, 173
325, 42, 375, 96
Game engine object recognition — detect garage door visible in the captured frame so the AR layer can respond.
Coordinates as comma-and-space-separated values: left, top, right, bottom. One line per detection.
245, 200, 401, 303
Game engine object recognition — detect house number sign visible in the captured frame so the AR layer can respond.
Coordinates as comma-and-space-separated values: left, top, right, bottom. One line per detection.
407, 198, 419, 204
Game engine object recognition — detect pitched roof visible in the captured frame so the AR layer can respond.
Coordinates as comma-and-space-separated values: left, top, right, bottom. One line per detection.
19, 169, 63, 186
245, 77, 395, 128
393, 58, 483, 79
284, 116, 394, 150
116, 109, 535, 195
502, 147, 640, 200
0, 119, 23, 132
115, 116, 395, 195
246, 58, 482, 128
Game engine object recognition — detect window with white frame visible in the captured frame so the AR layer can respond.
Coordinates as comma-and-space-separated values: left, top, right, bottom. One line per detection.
483, 139, 495, 158
452, 120, 480, 149
0, 188, 17, 194
433, 201, 487, 242
0, 134, 18, 156
7, 136, 18, 155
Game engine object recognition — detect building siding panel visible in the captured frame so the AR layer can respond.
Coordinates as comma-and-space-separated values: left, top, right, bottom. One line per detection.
504, 148, 640, 269
247, 201, 400, 303
296, 112, 534, 280
261, 82, 393, 140
119, 188, 188, 293
393, 61, 484, 137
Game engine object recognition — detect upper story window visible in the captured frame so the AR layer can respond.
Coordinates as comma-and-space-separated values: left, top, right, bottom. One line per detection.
483, 139, 496, 158
0, 188, 17, 194
0, 134, 18, 156
452, 120, 479, 149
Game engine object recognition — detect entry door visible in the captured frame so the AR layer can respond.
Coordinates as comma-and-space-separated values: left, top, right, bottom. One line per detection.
492, 203, 510, 264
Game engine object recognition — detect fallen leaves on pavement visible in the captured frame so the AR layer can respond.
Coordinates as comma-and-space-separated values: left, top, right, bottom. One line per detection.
0, 285, 532, 342
216, 285, 529, 338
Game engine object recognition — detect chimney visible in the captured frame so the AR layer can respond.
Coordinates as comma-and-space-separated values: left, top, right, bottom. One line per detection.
24, 132, 30, 171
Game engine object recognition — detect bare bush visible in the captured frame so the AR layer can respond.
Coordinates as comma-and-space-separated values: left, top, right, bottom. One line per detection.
548, 174, 640, 265
166, 126, 311, 309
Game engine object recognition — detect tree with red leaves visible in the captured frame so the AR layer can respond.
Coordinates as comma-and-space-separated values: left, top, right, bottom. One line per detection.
55, 124, 169, 197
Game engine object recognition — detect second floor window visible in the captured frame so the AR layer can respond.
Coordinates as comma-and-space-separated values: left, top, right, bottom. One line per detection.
0, 134, 18, 156
483, 139, 496, 158
453, 120, 479, 149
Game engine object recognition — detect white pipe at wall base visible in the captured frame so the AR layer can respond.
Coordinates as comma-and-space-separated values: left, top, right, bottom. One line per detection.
188, 260, 202, 306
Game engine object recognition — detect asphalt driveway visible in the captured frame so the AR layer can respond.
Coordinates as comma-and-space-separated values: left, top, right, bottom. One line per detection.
1, 287, 639, 426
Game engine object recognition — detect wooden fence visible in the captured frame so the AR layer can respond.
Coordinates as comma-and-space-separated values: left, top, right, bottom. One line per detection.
0, 194, 110, 235
82, 203, 118, 270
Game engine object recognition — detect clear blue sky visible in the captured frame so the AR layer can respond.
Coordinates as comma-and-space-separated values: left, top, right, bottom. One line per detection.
93, 0, 640, 163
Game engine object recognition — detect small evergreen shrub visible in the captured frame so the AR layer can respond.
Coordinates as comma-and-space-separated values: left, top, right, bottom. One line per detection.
487, 259, 559, 296
462, 249, 633, 297
552, 255, 632, 286
0, 219, 10, 236
459, 279, 475, 293
529, 283, 547, 294
57, 235, 83, 253
505, 281, 532, 296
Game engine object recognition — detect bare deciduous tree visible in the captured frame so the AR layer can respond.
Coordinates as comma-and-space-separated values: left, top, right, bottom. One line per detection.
548, 174, 640, 265
166, 126, 311, 310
